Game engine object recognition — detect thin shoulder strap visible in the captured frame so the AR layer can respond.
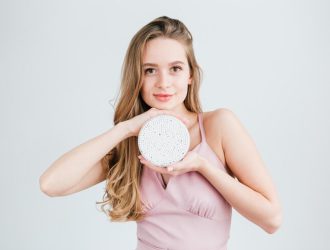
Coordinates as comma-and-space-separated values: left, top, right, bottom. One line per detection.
197, 112, 206, 142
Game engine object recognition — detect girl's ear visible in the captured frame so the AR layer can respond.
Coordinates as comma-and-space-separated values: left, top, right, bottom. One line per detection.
188, 76, 192, 85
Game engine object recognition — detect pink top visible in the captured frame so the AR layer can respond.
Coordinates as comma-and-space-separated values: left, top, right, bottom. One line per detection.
136, 112, 232, 250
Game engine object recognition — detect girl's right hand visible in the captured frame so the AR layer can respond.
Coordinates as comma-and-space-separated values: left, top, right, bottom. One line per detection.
125, 108, 190, 137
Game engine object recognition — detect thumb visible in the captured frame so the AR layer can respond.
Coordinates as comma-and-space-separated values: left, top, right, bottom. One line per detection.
167, 161, 181, 172
167, 112, 190, 126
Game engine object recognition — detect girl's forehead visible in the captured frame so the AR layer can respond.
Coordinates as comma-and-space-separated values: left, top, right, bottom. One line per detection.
142, 38, 187, 63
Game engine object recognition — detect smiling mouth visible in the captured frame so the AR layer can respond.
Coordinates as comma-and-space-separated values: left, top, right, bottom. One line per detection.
154, 94, 173, 102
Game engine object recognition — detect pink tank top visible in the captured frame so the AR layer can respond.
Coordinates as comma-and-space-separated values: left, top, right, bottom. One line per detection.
136, 112, 232, 250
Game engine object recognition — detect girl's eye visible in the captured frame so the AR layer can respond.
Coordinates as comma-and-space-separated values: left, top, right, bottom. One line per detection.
144, 68, 155, 74
144, 66, 182, 75
172, 66, 182, 72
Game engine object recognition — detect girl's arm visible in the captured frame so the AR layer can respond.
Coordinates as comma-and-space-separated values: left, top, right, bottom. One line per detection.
39, 121, 133, 197
198, 108, 282, 234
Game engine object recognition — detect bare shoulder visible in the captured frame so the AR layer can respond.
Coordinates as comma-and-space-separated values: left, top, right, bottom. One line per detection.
204, 108, 244, 138
203, 107, 238, 139
202, 108, 239, 175
204, 107, 266, 180
204, 108, 238, 124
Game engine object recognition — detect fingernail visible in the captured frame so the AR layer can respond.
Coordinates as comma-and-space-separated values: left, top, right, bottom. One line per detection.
167, 167, 173, 172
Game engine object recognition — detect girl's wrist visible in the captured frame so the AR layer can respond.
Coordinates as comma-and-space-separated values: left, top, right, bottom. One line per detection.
117, 121, 135, 138
197, 156, 210, 175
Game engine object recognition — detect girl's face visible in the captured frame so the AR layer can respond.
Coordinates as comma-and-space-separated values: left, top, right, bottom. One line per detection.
140, 37, 192, 111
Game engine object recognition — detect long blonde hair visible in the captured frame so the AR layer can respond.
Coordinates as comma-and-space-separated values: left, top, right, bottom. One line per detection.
96, 16, 203, 222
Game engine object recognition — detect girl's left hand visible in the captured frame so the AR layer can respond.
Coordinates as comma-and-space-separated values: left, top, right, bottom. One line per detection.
138, 151, 205, 176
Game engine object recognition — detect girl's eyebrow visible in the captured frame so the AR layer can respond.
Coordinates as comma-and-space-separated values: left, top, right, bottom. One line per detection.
142, 61, 185, 67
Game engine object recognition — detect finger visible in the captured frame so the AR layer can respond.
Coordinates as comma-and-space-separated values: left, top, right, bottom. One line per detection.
170, 113, 189, 126
137, 155, 144, 160
179, 117, 190, 126
138, 156, 152, 166
138, 156, 168, 173
167, 166, 174, 172
166, 166, 185, 176
146, 164, 168, 174
158, 110, 189, 126
167, 162, 179, 172
138, 155, 156, 167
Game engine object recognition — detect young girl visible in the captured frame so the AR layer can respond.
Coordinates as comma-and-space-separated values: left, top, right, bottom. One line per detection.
40, 16, 282, 250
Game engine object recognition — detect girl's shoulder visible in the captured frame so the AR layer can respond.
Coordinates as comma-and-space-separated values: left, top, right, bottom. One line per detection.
203, 107, 244, 146
202, 107, 238, 134
202, 108, 238, 168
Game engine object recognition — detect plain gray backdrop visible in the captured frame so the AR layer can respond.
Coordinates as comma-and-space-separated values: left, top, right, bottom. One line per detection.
1, 0, 329, 249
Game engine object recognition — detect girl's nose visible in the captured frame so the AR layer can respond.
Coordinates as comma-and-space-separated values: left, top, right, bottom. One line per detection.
156, 70, 171, 88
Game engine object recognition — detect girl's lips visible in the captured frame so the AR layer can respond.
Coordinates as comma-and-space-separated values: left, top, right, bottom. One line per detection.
154, 94, 173, 102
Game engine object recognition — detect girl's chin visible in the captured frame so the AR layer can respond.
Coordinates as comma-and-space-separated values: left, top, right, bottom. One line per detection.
149, 102, 176, 110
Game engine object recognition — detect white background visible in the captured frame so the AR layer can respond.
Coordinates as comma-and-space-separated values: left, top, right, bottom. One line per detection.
1, 0, 329, 249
